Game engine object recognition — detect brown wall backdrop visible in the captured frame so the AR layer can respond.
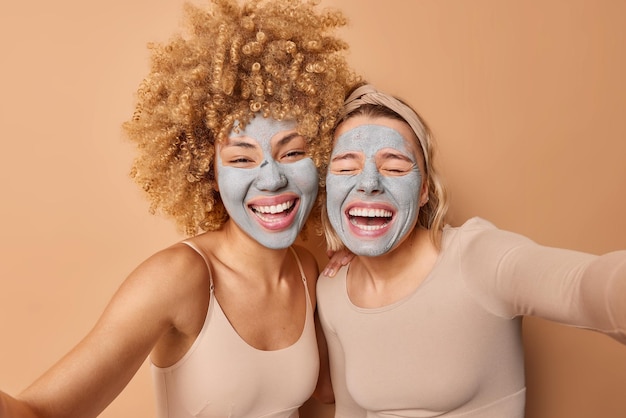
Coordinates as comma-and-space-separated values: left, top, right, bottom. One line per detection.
1, 1, 625, 417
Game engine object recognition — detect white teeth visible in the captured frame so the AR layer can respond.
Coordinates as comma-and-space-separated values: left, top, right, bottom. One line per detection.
252, 200, 294, 214
349, 218, 388, 231
348, 208, 392, 218
347, 207, 392, 231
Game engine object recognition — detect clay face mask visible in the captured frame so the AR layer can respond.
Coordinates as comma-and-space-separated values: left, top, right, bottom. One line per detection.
326, 124, 423, 256
217, 115, 318, 249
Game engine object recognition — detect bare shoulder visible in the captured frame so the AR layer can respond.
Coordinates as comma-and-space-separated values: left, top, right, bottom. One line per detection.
118, 242, 211, 326
132, 242, 210, 290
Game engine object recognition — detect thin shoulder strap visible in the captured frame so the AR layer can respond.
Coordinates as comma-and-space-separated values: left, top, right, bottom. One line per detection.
181, 240, 214, 292
288, 246, 307, 284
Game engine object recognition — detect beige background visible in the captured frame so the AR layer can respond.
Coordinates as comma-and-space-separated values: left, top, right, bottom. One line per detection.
1, 1, 625, 417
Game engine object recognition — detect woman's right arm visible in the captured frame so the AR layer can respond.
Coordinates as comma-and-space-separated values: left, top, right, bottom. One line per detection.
0, 244, 204, 418
1, 392, 38, 417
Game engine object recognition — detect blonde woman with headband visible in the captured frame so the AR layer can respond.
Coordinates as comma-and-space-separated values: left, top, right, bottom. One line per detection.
316, 83, 626, 417
0, 1, 358, 417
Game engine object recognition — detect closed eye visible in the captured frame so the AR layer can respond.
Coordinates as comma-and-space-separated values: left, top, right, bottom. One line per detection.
383, 168, 407, 173
330, 152, 363, 174
377, 150, 415, 176
379, 163, 414, 176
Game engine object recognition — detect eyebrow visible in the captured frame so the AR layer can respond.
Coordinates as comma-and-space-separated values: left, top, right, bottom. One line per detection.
225, 132, 302, 149
275, 132, 303, 147
224, 139, 258, 149
331, 152, 361, 162
378, 151, 413, 162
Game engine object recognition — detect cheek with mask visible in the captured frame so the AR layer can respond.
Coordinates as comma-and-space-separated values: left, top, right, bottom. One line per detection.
217, 115, 318, 249
326, 124, 423, 257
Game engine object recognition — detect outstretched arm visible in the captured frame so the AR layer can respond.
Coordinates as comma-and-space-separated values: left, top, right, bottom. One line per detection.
1, 393, 38, 418
0, 245, 202, 418
462, 223, 626, 344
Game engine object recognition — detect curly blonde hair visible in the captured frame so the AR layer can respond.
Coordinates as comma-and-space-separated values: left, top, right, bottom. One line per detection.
123, 0, 359, 236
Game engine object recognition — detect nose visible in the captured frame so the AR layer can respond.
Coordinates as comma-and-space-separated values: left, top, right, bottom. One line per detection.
254, 159, 288, 191
357, 161, 382, 195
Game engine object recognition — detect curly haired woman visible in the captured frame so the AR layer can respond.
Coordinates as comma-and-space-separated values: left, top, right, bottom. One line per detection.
0, 1, 358, 417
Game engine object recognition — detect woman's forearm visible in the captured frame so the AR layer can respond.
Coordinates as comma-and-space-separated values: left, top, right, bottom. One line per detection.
0, 391, 39, 418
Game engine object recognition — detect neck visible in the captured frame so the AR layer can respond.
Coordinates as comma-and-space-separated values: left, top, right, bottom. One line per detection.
195, 220, 294, 286
347, 228, 439, 305
358, 228, 429, 274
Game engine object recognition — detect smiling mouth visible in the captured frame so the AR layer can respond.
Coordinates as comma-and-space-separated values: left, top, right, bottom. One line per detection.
347, 207, 393, 231
250, 199, 297, 222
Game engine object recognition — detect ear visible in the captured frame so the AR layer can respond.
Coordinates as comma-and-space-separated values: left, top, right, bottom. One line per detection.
419, 179, 429, 207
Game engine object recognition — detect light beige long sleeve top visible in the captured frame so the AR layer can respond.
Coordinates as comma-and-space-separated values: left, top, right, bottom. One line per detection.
317, 217, 626, 418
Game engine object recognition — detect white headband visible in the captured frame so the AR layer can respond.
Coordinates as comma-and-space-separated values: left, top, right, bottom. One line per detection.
341, 84, 429, 166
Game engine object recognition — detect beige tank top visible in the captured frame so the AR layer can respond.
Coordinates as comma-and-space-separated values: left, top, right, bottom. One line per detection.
151, 243, 319, 418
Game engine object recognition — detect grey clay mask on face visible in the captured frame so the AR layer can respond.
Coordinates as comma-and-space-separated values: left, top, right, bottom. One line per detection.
326, 123, 423, 256
217, 115, 318, 249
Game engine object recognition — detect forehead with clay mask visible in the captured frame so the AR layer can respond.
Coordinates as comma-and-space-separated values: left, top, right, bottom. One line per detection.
217, 114, 319, 249
326, 116, 425, 256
